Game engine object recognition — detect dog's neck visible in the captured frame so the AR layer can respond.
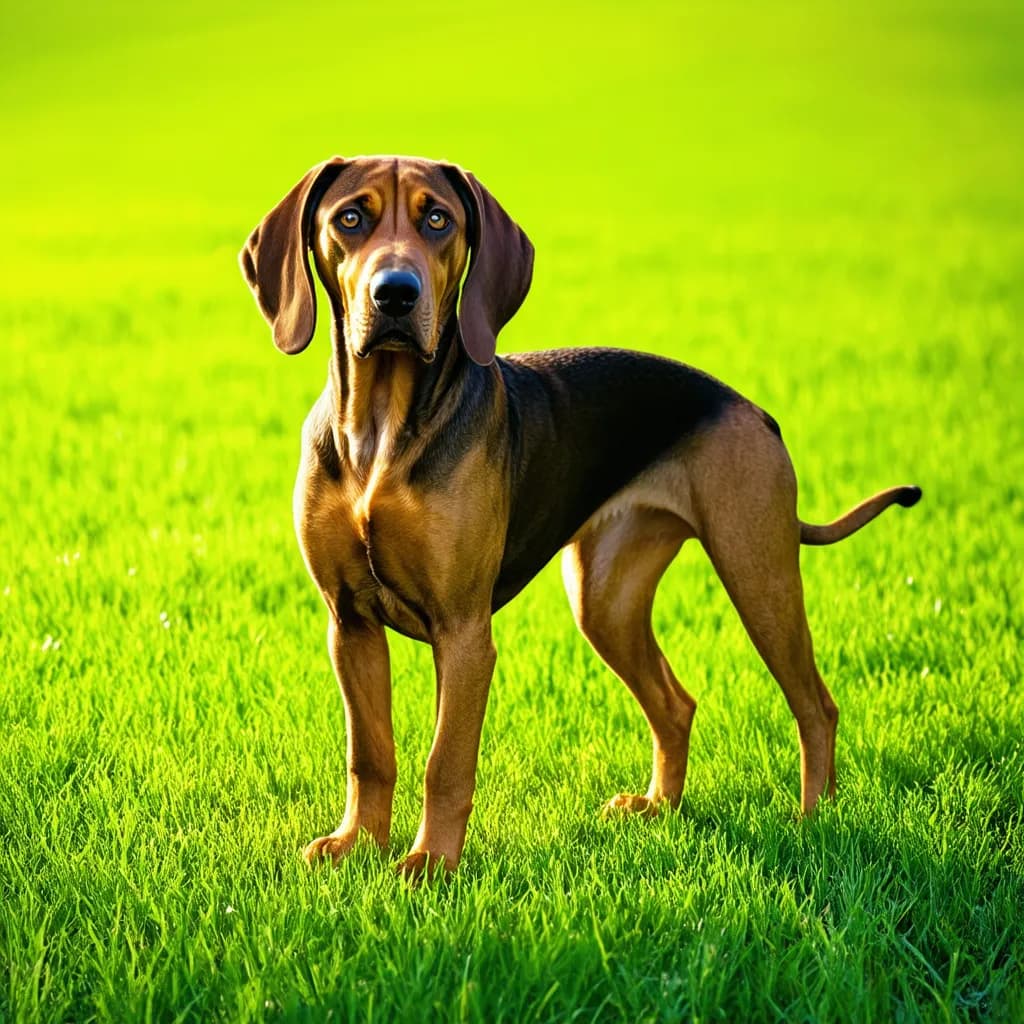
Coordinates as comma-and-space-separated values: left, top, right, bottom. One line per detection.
327, 318, 467, 476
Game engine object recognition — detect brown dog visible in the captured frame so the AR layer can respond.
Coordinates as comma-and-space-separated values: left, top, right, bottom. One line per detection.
240, 155, 920, 879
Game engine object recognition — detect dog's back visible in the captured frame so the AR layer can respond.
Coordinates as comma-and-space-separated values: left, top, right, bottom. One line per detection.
493, 348, 742, 608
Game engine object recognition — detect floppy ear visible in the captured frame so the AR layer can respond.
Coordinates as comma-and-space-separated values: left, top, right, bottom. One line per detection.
441, 166, 534, 366
239, 157, 346, 354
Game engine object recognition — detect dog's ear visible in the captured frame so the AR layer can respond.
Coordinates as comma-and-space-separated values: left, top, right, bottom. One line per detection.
442, 166, 534, 366
239, 157, 347, 354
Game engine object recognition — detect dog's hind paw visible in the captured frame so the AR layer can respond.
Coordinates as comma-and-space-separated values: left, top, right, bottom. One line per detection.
600, 793, 661, 818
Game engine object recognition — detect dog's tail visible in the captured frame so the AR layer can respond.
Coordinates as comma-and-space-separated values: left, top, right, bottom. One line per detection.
799, 485, 921, 546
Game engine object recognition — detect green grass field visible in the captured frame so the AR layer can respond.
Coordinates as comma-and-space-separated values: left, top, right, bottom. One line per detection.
2, 1, 1022, 1020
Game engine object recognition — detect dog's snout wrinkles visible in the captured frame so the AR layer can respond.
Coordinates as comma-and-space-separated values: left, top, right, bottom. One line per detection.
371, 269, 421, 317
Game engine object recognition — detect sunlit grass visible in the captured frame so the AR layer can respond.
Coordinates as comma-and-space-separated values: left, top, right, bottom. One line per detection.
1, 1, 1022, 1021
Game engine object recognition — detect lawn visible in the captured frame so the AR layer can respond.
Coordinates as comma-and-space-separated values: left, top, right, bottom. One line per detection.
1, 1, 1022, 1021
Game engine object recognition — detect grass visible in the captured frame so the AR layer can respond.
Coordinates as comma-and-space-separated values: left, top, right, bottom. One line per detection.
1, 0, 1022, 1020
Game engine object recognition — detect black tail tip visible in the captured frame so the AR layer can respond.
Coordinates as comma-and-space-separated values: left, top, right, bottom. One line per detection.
896, 485, 922, 508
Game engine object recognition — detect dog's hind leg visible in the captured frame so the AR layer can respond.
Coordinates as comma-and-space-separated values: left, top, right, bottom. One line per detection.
562, 506, 697, 816
693, 412, 839, 812
706, 532, 839, 812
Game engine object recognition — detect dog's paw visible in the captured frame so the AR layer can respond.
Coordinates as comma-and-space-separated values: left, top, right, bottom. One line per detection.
600, 793, 661, 819
395, 850, 452, 884
303, 831, 358, 866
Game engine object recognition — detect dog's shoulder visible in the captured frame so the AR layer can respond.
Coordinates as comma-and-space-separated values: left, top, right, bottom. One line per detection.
299, 387, 342, 482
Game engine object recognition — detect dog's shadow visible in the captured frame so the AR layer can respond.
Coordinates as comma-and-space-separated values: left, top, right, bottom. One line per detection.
465, 702, 1022, 915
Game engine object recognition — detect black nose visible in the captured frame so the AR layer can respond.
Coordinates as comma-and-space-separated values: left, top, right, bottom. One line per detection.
370, 269, 421, 317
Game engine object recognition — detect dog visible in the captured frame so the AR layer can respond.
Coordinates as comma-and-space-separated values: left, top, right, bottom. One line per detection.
240, 155, 920, 879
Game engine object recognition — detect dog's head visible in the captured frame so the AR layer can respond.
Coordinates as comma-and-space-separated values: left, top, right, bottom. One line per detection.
239, 156, 534, 366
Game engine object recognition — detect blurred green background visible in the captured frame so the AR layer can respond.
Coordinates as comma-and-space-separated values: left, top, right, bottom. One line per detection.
2, 2, 1022, 1021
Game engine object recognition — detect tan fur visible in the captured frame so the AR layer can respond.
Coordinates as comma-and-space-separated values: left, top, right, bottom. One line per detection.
242, 157, 917, 880
563, 406, 839, 814
289, 165, 508, 877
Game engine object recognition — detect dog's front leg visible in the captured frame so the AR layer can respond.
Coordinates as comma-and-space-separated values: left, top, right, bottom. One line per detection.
304, 615, 395, 865
397, 617, 496, 880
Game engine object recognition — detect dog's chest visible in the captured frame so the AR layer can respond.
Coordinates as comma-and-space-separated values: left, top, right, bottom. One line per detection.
327, 470, 437, 639
299, 401, 500, 637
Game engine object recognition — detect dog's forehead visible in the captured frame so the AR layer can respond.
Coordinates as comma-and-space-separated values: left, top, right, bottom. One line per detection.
321, 156, 460, 205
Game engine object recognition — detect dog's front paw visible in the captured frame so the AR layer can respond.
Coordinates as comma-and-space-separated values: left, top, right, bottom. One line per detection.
395, 850, 452, 884
303, 831, 359, 866
600, 793, 661, 818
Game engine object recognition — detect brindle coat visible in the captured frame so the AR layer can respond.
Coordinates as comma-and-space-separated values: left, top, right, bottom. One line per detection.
240, 156, 920, 878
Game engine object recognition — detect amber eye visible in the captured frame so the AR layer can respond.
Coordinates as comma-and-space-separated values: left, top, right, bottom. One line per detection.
336, 208, 362, 231
426, 209, 450, 231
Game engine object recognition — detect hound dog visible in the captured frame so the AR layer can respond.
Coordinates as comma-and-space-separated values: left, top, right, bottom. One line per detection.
240, 155, 920, 878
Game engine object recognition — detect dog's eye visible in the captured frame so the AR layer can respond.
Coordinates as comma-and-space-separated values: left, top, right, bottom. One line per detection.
426, 209, 450, 232
336, 209, 362, 231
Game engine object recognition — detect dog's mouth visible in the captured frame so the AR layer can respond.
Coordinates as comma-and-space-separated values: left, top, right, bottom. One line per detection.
357, 327, 435, 362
